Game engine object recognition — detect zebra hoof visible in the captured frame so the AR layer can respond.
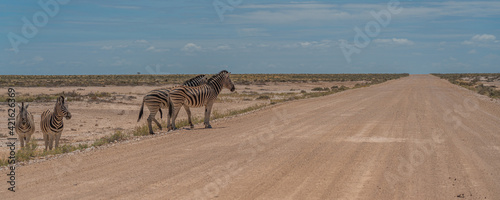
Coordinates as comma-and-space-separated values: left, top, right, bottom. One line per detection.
205, 125, 212, 128
190, 125, 194, 129
149, 132, 155, 135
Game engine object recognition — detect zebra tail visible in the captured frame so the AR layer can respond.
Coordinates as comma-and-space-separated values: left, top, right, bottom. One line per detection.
159, 108, 163, 119
137, 99, 145, 122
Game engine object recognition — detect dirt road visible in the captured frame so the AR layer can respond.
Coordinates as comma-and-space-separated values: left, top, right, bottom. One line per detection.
2, 75, 500, 199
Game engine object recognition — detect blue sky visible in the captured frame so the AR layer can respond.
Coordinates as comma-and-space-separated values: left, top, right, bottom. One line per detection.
1, 0, 499, 75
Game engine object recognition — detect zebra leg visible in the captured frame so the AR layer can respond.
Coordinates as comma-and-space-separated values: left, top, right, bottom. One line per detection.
184, 105, 194, 129
152, 117, 162, 131
55, 132, 62, 149
204, 102, 214, 128
25, 134, 31, 147
170, 105, 183, 130
150, 109, 162, 131
18, 134, 25, 148
147, 104, 161, 134
48, 134, 55, 150
166, 108, 172, 131
146, 117, 154, 135
43, 133, 49, 151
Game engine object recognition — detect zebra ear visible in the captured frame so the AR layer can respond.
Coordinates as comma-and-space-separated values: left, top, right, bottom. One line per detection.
17, 103, 22, 109
25, 104, 29, 109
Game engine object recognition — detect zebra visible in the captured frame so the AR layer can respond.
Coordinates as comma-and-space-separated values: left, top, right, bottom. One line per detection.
15, 102, 35, 148
169, 70, 235, 130
137, 74, 207, 134
40, 96, 72, 151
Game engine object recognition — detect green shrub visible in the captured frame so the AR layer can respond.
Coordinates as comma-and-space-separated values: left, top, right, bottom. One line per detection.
256, 95, 271, 100
312, 87, 330, 91
93, 131, 129, 147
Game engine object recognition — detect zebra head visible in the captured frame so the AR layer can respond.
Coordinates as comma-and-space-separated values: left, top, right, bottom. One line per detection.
222, 71, 235, 92
56, 96, 72, 120
17, 102, 29, 125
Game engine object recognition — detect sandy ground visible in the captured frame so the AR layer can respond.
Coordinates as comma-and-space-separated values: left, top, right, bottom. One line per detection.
1, 75, 500, 199
0, 81, 360, 157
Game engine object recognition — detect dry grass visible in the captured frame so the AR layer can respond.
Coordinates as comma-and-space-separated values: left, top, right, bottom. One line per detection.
432, 73, 500, 98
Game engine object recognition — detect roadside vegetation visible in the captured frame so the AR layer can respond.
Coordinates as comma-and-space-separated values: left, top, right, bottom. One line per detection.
0, 73, 408, 87
432, 73, 500, 99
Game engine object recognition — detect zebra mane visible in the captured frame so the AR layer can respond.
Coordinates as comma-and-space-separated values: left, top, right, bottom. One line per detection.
58, 96, 65, 104
183, 74, 205, 84
207, 70, 229, 83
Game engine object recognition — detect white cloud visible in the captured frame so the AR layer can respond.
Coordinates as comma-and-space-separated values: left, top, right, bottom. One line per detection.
472, 34, 496, 41
146, 46, 169, 52
33, 56, 44, 62
135, 39, 149, 43
110, 57, 131, 66
10, 60, 26, 65
300, 42, 311, 47
233, 2, 500, 24
240, 4, 337, 9
101, 5, 141, 10
373, 38, 414, 45
9, 56, 44, 66
468, 49, 477, 54
181, 43, 202, 52
215, 45, 231, 50
237, 28, 269, 37
233, 9, 351, 23
463, 34, 498, 45
101, 45, 113, 50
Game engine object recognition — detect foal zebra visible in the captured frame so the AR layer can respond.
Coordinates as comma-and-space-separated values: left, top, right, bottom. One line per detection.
169, 70, 235, 130
15, 102, 35, 148
40, 96, 72, 150
138, 74, 207, 134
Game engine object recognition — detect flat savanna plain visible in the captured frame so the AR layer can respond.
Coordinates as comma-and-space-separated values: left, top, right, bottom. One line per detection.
1, 74, 500, 199
0, 74, 394, 159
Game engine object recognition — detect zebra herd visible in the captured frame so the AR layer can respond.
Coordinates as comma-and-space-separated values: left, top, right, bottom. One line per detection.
138, 70, 235, 134
15, 96, 71, 150
14, 70, 234, 150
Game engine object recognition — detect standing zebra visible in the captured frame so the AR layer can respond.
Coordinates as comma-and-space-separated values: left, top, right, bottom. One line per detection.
15, 102, 35, 148
138, 74, 207, 134
169, 70, 235, 130
40, 96, 72, 151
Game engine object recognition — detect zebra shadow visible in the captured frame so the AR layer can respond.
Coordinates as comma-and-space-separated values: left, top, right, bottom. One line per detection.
183, 126, 228, 131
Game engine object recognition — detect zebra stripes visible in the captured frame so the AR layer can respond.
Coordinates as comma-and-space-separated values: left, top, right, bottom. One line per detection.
15, 102, 35, 148
40, 96, 72, 150
169, 70, 235, 129
138, 74, 207, 134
